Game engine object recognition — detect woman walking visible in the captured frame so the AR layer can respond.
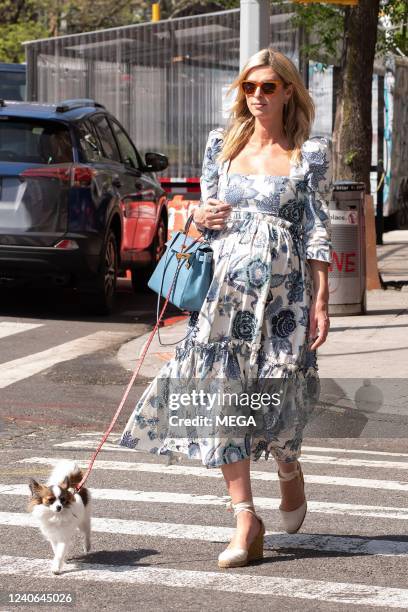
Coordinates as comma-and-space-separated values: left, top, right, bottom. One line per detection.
120, 47, 332, 568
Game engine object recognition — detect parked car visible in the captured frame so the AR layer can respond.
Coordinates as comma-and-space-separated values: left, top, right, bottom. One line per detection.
0, 98, 168, 313
0, 63, 26, 101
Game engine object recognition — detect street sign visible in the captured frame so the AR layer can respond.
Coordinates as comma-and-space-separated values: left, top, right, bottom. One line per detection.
294, 1, 358, 5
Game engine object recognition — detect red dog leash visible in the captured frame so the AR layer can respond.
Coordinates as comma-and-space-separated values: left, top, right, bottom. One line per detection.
74, 256, 185, 492
74, 288, 176, 491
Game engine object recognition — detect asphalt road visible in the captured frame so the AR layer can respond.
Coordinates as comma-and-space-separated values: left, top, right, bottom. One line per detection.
0, 282, 407, 611
0, 280, 182, 442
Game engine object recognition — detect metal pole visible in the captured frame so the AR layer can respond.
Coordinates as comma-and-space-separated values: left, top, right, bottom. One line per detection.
25, 45, 38, 102
240, 0, 270, 71
298, 23, 309, 89
376, 75, 384, 245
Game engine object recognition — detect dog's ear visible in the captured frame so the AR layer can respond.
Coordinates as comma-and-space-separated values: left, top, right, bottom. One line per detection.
67, 469, 83, 488
60, 476, 69, 490
29, 478, 41, 495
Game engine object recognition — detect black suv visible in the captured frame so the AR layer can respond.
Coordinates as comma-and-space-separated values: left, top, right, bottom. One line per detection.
0, 98, 168, 313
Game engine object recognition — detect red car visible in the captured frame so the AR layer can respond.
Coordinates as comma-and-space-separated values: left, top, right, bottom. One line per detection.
119, 170, 168, 294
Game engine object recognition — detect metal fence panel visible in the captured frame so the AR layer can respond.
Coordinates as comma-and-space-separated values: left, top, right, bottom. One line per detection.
25, 7, 300, 177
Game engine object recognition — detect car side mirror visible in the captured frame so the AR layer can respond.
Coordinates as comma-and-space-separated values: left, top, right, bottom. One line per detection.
144, 152, 168, 172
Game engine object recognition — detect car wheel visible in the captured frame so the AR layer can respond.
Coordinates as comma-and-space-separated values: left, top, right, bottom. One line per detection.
82, 230, 118, 315
131, 216, 167, 293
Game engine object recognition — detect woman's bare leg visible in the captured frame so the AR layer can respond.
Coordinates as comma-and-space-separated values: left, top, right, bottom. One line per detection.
276, 458, 306, 511
221, 458, 262, 549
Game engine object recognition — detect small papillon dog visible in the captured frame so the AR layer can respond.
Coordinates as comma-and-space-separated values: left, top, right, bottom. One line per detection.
28, 460, 91, 574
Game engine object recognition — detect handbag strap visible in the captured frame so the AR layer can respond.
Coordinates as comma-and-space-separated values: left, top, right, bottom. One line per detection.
179, 213, 203, 254
156, 212, 206, 346
156, 257, 195, 346
74, 257, 185, 492
184, 212, 194, 236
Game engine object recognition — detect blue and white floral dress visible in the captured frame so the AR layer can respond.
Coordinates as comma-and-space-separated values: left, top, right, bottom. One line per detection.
120, 128, 333, 467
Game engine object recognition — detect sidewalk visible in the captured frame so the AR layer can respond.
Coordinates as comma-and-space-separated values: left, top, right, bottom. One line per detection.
318, 229, 408, 377
117, 229, 408, 380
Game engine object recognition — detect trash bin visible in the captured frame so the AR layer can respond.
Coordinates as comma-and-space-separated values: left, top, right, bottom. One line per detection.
328, 181, 366, 315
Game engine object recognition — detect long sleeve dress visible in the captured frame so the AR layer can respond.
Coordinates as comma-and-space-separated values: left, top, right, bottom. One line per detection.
119, 128, 333, 467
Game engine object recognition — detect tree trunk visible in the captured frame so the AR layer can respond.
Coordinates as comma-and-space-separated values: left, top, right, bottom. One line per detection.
333, 0, 380, 193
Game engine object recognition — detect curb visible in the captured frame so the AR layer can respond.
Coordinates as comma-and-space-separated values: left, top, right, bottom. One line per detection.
117, 317, 189, 377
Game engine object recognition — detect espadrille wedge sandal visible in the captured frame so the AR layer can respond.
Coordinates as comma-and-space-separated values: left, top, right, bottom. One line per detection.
278, 460, 307, 534
218, 500, 265, 569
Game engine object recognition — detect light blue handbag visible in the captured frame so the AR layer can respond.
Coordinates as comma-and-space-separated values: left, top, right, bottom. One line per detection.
147, 213, 213, 344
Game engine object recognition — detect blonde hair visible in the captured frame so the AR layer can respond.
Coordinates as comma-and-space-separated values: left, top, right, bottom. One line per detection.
217, 47, 315, 166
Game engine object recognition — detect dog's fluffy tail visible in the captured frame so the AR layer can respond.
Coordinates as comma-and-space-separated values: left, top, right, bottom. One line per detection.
47, 460, 84, 489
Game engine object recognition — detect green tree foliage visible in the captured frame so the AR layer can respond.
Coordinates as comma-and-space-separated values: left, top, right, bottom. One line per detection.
61, 1, 149, 34
377, 0, 408, 56
0, 0, 406, 63
0, 22, 47, 63
0, 1, 48, 62
275, 0, 407, 67
288, 2, 345, 67
0, 0, 150, 62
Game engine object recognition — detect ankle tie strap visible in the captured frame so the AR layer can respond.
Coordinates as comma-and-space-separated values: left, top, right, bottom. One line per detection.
225, 498, 258, 518
277, 461, 303, 482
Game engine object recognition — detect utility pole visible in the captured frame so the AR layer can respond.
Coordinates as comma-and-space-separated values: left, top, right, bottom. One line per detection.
298, 22, 309, 89
240, 0, 270, 70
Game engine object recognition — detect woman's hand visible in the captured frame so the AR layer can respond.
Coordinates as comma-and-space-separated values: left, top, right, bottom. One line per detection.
193, 198, 232, 231
307, 260, 330, 351
308, 296, 330, 350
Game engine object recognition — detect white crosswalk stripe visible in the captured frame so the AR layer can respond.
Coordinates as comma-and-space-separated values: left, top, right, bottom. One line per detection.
0, 322, 43, 339
1, 554, 408, 608
0, 331, 131, 388
302, 445, 408, 459
2, 424, 408, 603
18, 456, 408, 492
34, 438, 408, 469
72, 436, 408, 459
2, 483, 408, 520
1, 508, 408, 556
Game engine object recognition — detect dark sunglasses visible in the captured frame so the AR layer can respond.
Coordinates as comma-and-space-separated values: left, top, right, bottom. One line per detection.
241, 80, 282, 96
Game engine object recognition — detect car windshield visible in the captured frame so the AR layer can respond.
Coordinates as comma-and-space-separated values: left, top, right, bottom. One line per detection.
0, 118, 73, 164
